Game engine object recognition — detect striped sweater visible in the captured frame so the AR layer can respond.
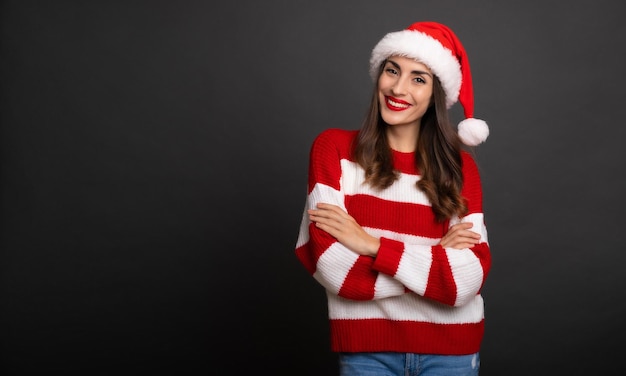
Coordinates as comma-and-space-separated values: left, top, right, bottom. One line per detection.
295, 128, 491, 355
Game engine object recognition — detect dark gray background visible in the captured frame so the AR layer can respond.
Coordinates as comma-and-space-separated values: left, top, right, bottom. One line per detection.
1, 0, 624, 375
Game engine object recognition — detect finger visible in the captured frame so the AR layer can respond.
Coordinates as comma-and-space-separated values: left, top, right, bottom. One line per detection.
445, 236, 481, 248
448, 225, 480, 238
309, 211, 345, 229
440, 232, 481, 248
447, 243, 477, 250
451, 233, 481, 243
316, 202, 339, 211
308, 207, 334, 218
444, 224, 471, 237
308, 207, 338, 219
316, 203, 351, 217
457, 230, 481, 239
450, 222, 474, 232
314, 207, 354, 225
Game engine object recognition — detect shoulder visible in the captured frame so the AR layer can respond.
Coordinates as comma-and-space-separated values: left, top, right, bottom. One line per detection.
313, 128, 358, 145
311, 128, 358, 155
461, 150, 478, 170
460, 151, 481, 180
460, 150, 484, 210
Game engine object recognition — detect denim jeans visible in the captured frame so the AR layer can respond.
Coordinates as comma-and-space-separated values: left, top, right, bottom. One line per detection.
339, 352, 480, 376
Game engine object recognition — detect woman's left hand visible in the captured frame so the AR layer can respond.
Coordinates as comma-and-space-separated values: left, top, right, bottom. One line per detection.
308, 203, 380, 257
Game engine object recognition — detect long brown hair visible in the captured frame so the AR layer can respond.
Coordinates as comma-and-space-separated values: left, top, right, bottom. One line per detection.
353, 61, 467, 222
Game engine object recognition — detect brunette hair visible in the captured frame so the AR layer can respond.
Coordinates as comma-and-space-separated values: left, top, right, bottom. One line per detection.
353, 61, 468, 222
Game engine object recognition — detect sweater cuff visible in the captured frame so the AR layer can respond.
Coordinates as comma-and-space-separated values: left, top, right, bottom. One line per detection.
372, 237, 404, 276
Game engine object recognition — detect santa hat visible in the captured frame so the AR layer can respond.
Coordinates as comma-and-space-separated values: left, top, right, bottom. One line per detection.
369, 21, 489, 146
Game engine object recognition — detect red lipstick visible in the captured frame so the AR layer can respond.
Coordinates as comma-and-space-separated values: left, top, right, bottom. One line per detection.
385, 96, 411, 111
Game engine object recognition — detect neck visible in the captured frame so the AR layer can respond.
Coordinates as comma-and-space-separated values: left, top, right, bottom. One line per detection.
386, 123, 420, 152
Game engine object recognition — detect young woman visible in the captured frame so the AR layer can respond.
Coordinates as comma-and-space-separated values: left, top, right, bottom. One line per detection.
295, 21, 491, 375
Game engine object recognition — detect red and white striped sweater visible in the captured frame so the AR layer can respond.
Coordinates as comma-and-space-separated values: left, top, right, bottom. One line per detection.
295, 128, 491, 355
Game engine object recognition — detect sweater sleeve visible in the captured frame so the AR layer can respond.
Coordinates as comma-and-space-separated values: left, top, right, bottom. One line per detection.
372, 152, 491, 307
295, 129, 407, 301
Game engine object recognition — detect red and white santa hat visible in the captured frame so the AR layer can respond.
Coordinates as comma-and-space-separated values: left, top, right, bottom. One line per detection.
370, 21, 489, 146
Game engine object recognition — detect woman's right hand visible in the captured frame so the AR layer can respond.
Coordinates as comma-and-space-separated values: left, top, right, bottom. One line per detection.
439, 222, 481, 249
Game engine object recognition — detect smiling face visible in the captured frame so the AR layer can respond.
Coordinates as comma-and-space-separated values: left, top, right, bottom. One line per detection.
378, 56, 434, 129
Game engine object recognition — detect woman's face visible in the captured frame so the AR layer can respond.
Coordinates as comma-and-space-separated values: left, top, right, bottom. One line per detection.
378, 56, 434, 128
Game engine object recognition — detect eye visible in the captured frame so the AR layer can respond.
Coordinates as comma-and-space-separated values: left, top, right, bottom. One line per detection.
413, 76, 426, 84
385, 67, 398, 75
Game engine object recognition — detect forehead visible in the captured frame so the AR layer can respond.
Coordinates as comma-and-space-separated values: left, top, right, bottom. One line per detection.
386, 55, 432, 73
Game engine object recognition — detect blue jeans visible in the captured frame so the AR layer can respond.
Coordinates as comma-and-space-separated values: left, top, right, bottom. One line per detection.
339, 352, 480, 376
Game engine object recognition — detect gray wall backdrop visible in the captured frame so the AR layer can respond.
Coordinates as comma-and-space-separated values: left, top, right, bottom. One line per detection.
1, 0, 624, 375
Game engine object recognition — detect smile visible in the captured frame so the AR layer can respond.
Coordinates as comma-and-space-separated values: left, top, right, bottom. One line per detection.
385, 96, 411, 111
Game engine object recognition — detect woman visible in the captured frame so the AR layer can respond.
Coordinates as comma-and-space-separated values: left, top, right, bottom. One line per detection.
295, 21, 491, 375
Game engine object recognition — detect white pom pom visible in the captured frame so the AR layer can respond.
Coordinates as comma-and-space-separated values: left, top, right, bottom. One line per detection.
458, 118, 489, 146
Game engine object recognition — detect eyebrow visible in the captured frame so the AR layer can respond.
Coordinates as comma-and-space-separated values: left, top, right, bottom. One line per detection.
387, 59, 433, 77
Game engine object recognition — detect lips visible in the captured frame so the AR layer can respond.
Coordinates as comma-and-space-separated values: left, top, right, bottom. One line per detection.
385, 96, 411, 111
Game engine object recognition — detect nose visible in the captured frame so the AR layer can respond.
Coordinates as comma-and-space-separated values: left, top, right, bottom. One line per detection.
390, 76, 409, 95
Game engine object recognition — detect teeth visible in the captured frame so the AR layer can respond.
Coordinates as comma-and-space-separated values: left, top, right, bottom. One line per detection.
387, 98, 409, 108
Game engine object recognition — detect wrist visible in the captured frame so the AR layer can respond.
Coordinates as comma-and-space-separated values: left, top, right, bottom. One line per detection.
368, 237, 381, 257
